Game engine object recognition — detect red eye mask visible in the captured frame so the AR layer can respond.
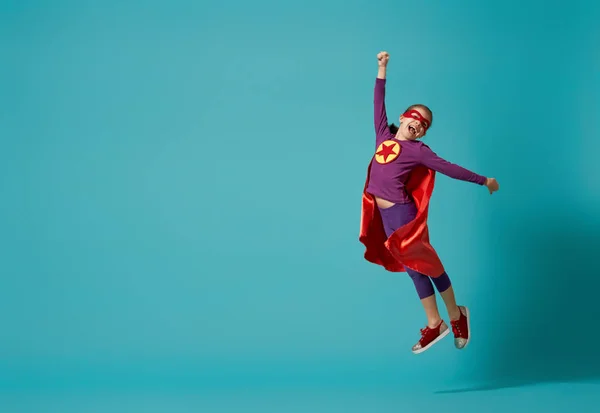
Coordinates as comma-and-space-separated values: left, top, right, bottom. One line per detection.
402, 109, 430, 130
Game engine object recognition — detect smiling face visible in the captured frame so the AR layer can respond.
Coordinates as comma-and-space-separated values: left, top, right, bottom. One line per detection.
398, 105, 432, 140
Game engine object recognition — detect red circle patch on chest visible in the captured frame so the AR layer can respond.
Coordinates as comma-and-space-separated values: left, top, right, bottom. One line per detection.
374, 140, 401, 164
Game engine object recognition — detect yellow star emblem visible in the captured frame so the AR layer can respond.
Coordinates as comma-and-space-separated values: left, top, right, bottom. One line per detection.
374, 140, 401, 164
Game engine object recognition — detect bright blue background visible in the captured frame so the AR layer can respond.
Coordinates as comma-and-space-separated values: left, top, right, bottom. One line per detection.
1, 0, 599, 411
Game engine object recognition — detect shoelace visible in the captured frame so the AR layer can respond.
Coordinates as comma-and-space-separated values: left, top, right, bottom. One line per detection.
451, 320, 461, 336
419, 326, 434, 343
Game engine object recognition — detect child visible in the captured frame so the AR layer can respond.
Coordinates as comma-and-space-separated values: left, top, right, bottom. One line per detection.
359, 51, 499, 354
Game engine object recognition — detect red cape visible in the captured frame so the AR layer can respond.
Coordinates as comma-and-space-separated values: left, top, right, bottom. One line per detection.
359, 162, 445, 277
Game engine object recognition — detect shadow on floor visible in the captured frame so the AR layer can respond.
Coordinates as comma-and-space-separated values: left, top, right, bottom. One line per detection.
437, 210, 600, 394
434, 380, 542, 394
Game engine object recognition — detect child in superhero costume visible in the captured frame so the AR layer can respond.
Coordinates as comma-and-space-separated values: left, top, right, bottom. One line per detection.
359, 51, 500, 354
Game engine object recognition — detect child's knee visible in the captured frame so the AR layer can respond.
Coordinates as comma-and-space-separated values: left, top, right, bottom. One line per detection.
432, 272, 452, 293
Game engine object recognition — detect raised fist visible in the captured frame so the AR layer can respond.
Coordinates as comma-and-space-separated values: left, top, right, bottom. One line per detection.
377, 51, 390, 67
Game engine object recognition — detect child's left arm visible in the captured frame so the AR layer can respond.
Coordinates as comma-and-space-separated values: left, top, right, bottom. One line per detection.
419, 145, 487, 186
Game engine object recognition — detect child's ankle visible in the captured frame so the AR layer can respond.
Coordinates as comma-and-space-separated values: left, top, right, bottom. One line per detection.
449, 307, 461, 321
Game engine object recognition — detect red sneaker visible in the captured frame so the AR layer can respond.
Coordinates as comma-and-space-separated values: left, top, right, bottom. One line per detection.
411, 320, 450, 354
450, 306, 470, 349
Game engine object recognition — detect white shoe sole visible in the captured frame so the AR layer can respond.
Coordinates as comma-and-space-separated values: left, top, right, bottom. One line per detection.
412, 327, 450, 354
455, 306, 471, 350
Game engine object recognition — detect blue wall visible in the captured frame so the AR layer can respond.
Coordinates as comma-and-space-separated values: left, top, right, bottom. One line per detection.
1, 0, 598, 391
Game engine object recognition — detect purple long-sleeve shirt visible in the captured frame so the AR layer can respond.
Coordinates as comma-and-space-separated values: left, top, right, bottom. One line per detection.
365, 78, 486, 204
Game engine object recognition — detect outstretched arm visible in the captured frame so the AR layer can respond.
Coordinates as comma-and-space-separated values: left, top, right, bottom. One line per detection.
419, 144, 487, 185
419, 144, 500, 194
374, 51, 391, 143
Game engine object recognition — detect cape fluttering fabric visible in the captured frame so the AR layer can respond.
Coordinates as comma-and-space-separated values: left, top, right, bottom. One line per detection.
359, 161, 445, 278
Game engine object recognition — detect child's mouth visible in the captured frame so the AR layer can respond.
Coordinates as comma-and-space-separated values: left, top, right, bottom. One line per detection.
408, 126, 416, 135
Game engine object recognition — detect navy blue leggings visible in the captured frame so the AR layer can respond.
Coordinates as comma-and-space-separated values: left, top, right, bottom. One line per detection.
378, 202, 452, 299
